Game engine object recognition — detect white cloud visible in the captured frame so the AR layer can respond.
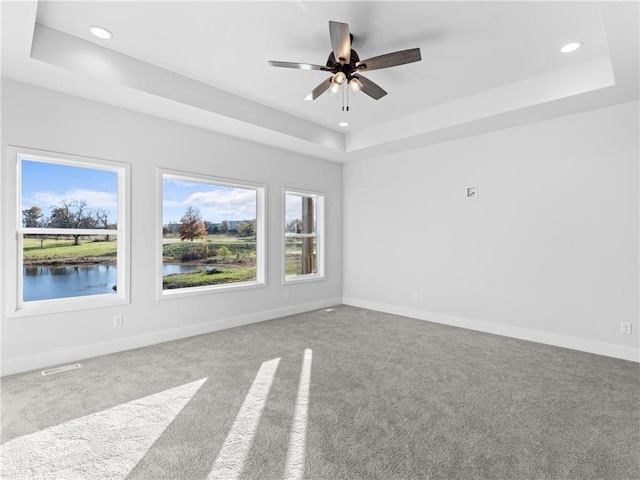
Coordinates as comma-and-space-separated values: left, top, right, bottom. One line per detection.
162, 199, 185, 208
28, 189, 117, 212
165, 188, 257, 222
163, 178, 200, 188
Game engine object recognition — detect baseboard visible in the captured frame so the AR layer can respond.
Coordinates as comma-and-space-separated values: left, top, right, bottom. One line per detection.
342, 297, 640, 363
0, 298, 342, 377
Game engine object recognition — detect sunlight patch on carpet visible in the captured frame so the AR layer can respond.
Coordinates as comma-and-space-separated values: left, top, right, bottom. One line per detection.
0, 378, 207, 480
207, 357, 280, 480
284, 348, 313, 480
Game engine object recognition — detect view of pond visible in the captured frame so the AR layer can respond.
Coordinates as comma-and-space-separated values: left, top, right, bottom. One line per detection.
23, 264, 202, 301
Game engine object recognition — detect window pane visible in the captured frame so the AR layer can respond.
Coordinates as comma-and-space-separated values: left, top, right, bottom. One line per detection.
285, 237, 317, 276
284, 190, 323, 282
17, 154, 125, 308
162, 177, 259, 290
285, 194, 316, 234
23, 234, 118, 301
21, 160, 118, 229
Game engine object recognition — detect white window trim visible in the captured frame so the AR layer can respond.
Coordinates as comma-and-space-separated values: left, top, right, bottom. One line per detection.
6, 147, 130, 317
157, 169, 266, 299
282, 188, 325, 284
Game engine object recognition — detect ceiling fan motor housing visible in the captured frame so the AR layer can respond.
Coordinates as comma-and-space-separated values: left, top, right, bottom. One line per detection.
326, 49, 361, 78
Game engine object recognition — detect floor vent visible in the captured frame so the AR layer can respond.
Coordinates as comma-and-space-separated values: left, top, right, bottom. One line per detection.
41, 363, 82, 376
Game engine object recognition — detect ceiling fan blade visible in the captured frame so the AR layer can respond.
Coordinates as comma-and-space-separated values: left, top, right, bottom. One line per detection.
356, 48, 422, 72
329, 21, 351, 65
268, 61, 330, 71
357, 75, 387, 100
305, 77, 333, 100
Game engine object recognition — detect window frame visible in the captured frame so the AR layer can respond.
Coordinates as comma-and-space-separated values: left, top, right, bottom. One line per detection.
7, 147, 130, 317
282, 188, 325, 284
158, 169, 266, 299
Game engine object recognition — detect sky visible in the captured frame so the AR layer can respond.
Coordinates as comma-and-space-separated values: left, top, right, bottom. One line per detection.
285, 194, 316, 232
163, 178, 256, 224
21, 160, 310, 227
21, 160, 118, 222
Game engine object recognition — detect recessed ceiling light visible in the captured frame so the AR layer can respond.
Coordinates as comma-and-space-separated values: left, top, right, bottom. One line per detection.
89, 25, 113, 40
338, 122, 349, 127
560, 42, 582, 53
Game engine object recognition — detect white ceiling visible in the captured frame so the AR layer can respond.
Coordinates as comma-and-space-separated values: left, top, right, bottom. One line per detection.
2, 1, 638, 162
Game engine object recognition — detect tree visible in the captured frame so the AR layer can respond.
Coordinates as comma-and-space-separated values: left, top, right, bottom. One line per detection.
220, 220, 230, 234
236, 220, 256, 237
22, 206, 50, 247
49, 200, 96, 245
286, 218, 303, 234
166, 223, 180, 236
95, 209, 112, 241
22, 206, 43, 227
179, 206, 207, 241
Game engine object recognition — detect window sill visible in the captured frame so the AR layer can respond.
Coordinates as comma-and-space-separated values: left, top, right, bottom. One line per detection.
8, 295, 129, 318
283, 274, 325, 285
159, 280, 266, 300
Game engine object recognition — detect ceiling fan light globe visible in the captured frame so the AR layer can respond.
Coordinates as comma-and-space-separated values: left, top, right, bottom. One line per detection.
329, 82, 342, 96
348, 77, 363, 94
333, 71, 347, 85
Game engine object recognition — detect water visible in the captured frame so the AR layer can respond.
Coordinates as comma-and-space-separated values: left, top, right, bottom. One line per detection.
161, 264, 202, 276
23, 264, 203, 302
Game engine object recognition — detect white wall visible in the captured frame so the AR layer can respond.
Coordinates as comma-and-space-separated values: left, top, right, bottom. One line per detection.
2, 80, 637, 374
344, 101, 639, 361
1, 80, 342, 375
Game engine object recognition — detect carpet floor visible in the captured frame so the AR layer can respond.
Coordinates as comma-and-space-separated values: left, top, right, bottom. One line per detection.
1, 305, 639, 479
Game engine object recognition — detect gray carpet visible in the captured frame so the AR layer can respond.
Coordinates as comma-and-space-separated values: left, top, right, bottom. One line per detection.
1, 305, 639, 479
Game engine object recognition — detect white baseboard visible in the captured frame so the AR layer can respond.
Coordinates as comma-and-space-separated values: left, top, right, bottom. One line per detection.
1, 298, 342, 377
343, 297, 640, 363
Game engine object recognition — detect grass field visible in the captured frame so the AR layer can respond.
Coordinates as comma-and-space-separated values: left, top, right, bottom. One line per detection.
162, 236, 256, 262
161, 236, 257, 288
23, 237, 117, 261
285, 256, 303, 276
22, 234, 254, 262
163, 266, 256, 289
162, 234, 249, 245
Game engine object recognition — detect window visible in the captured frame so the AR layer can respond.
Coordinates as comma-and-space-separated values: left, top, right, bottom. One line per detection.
159, 170, 265, 297
12, 148, 129, 314
284, 190, 325, 283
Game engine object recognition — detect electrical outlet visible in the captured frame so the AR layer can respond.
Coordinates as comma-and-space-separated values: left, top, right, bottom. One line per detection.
113, 314, 123, 328
284, 291, 290, 300
620, 322, 632, 335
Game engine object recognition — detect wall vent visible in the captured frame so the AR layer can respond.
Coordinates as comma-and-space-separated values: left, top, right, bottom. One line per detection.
41, 363, 82, 376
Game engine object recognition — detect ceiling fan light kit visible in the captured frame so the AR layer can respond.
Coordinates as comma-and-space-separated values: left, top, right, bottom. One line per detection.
269, 20, 422, 112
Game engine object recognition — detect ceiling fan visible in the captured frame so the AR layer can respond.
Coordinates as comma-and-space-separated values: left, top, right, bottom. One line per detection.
269, 21, 422, 102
